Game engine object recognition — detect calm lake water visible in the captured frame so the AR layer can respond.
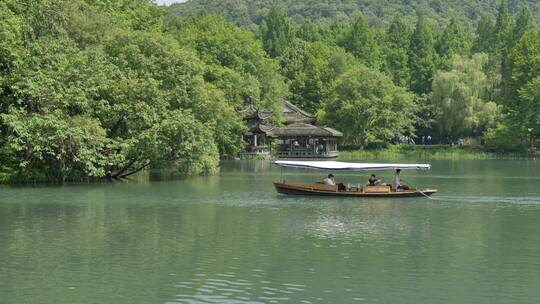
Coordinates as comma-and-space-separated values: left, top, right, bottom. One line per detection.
1, 159, 540, 304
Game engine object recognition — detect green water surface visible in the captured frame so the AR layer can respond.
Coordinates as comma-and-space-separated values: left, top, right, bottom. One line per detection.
1, 159, 540, 304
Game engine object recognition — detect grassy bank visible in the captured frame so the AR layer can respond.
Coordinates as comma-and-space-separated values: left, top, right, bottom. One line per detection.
339, 145, 525, 161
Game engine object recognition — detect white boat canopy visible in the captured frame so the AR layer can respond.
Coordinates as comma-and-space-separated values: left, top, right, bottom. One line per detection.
275, 160, 431, 171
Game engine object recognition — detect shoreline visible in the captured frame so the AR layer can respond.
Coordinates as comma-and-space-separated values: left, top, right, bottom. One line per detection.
1, 147, 535, 185
338, 145, 532, 161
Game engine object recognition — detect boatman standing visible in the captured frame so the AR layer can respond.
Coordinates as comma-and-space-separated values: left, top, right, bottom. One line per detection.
392, 169, 410, 191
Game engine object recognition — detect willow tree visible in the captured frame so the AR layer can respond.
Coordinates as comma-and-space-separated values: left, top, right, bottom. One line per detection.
431, 54, 499, 142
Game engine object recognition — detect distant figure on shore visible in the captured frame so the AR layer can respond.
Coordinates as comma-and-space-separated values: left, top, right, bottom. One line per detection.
392, 169, 410, 191
368, 174, 382, 186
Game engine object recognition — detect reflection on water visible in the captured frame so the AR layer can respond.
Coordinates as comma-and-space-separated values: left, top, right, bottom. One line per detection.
1, 159, 540, 304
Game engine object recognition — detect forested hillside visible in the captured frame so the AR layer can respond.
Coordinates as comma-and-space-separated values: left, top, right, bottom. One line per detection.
2, 0, 540, 183
168, 0, 540, 29
170, 0, 539, 152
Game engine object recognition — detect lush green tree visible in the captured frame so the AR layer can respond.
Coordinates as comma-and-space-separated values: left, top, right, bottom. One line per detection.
63, 1, 115, 48
0, 34, 224, 181
382, 16, 412, 87
495, 0, 515, 100
513, 7, 535, 44
279, 40, 354, 112
0, 110, 109, 182
472, 13, 502, 103
172, 15, 287, 116
1, 1, 264, 182
168, 0, 540, 29
100, 30, 229, 168
296, 20, 322, 42
409, 16, 437, 95
431, 54, 499, 142
320, 20, 349, 46
507, 29, 540, 103
6, 0, 540, 181
0, 38, 112, 181
260, 4, 295, 58
473, 14, 496, 54
85, 0, 165, 31
436, 17, 472, 63
495, 0, 513, 51
340, 15, 381, 68
0, 1, 24, 78
483, 121, 527, 151
319, 65, 416, 148
515, 77, 540, 142
486, 28, 540, 152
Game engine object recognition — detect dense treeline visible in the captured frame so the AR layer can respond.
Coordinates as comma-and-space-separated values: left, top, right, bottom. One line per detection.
0, 0, 285, 182
169, 0, 540, 29
233, 0, 538, 151
2, 0, 540, 183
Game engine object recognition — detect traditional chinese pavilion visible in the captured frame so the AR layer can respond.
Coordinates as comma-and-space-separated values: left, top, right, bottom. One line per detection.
240, 101, 342, 158
239, 104, 275, 157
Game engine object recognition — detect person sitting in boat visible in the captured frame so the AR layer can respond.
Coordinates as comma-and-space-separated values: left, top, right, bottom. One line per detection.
323, 174, 336, 186
368, 174, 383, 186
392, 169, 410, 191
323, 174, 346, 190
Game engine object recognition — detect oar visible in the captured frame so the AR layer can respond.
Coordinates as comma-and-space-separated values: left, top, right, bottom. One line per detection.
417, 189, 434, 200
403, 178, 433, 200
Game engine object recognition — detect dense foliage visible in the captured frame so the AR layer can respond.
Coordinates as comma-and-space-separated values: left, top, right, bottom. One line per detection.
319, 65, 416, 148
431, 54, 499, 141
168, 0, 540, 28
0, 0, 285, 182
168, 0, 540, 152
2, 0, 540, 183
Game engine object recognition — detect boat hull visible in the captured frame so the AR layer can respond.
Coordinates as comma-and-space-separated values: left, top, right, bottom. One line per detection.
273, 182, 437, 198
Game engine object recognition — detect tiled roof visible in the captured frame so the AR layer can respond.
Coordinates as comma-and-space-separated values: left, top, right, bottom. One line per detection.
271, 123, 342, 137
283, 101, 315, 124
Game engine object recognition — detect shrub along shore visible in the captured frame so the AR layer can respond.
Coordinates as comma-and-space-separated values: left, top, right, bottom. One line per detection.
339, 145, 530, 161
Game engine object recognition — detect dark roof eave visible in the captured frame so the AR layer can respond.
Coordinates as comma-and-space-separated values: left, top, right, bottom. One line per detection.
284, 100, 315, 119
270, 124, 343, 138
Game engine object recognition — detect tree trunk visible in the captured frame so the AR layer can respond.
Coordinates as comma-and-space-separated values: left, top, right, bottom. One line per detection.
111, 158, 138, 179
119, 162, 151, 179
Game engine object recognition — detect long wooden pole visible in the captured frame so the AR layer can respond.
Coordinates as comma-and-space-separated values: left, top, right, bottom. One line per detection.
417, 189, 433, 199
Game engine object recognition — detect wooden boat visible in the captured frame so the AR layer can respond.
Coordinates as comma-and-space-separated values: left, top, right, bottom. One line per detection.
274, 182, 437, 198
274, 160, 437, 198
